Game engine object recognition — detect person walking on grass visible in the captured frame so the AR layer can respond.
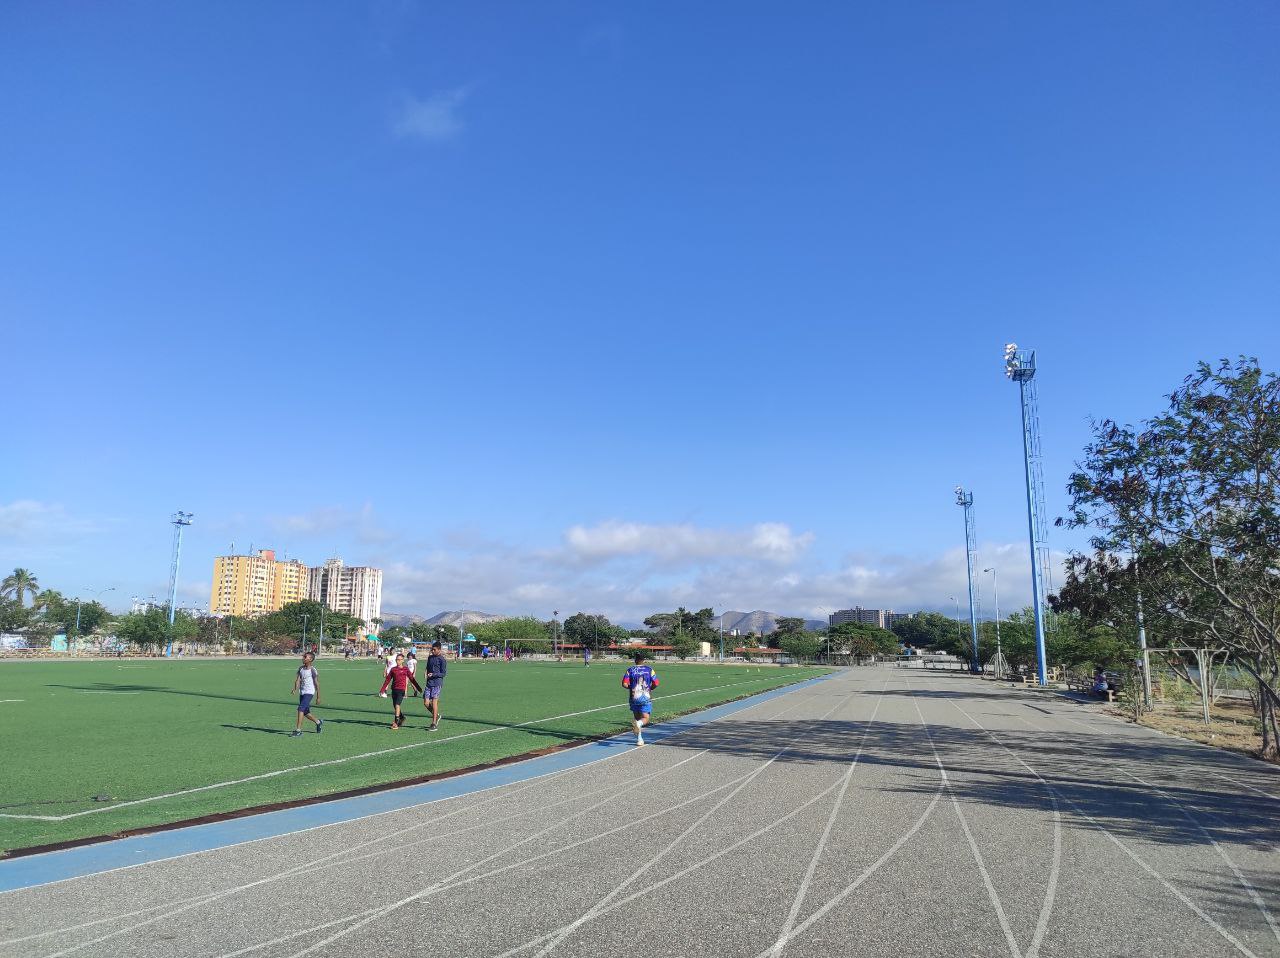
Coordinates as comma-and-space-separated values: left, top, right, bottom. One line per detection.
378, 652, 423, 729
379, 647, 396, 697
290, 652, 324, 737
622, 652, 658, 746
583, 646, 592, 667
423, 640, 448, 731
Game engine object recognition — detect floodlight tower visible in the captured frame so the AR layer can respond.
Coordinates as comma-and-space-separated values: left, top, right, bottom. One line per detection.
955, 487, 980, 672
1004, 343, 1050, 686
166, 511, 194, 657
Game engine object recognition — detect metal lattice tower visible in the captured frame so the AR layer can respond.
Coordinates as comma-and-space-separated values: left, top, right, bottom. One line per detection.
166, 511, 194, 656
955, 487, 980, 672
1004, 344, 1051, 685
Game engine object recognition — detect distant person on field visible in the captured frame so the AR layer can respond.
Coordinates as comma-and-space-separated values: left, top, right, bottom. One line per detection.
406, 649, 418, 678
378, 653, 422, 730
583, 646, 592, 667
622, 652, 659, 747
423, 641, 448, 731
380, 648, 397, 696
290, 652, 324, 737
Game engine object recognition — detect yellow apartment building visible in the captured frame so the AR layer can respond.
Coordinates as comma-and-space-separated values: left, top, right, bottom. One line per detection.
210, 549, 309, 618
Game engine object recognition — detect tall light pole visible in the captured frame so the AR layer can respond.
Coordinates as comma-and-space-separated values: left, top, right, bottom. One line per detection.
301, 613, 309, 649
1133, 549, 1152, 707
955, 487, 980, 673
166, 511, 194, 657
1005, 343, 1050, 686
983, 567, 1003, 678
552, 610, 559, 658
718, 609, 726, 663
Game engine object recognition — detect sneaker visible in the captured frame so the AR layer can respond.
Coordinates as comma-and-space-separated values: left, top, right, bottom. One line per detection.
636, 735, 645, 747
315, 719, 323, 734
380, 692, 388, 698
290, 730, 302, 738
391, 723, 400, 730
428, 723, 439, 731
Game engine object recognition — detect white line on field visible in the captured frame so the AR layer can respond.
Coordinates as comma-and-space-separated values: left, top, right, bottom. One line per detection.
0, 675, 794, 820
0, 699, 23, 703
68, 690, 141, 694
763, 683, 886, 958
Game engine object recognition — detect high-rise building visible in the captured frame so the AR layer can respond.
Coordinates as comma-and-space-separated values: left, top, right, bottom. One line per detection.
884, 612, 915, 630
308, 558, 383, 633
829, 607, 890, 629
210, 549, 312, 618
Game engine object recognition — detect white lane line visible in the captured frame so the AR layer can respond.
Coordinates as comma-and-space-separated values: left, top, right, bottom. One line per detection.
2, 684, 811, 914
0, 675, 798, 821
278, 754, 764, 958
39, 751, 716, 958
1014, 712, 1280, 949
0, 699, 24, 703
966, 694, 1261, 958
531, 692, 859, 957
748, 787, 947, 958
497, 766, 856, 958
943, 696, 1062, 958
67, 690, 140, 694
763, 683, 887, 958
1057, 708, 1280, 803
908, 680, 1022, 958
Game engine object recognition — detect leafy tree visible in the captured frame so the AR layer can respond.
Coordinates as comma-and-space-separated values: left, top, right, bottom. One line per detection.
772, 617, 806, 650
1064, 358, 1280, 758
779, 633, 822, 662
889, 612, 957, 650
670, 631, 700, 660
1, 568, 40, 607
0, 597, 32, 634
828, 622, 898, 658
114, 607, 198, 651
563, 612, 617, 650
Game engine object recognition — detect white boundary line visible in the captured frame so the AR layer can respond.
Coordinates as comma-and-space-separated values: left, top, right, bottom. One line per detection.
0, 675, 801, 821
0, 676, 822, 904
763, 682, 887, 957
529, 691, 860, 958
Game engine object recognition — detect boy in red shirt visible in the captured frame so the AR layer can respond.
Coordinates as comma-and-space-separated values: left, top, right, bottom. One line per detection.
378, 652, 423, 730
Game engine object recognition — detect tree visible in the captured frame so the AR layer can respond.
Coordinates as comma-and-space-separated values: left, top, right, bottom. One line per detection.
0, 597, 31, 634
889, 612, 956, 651
779, 633, 822, 663
669, 631, 700, 660
1064, 357, 1280, 758
1, 568, 39, 607
828, 622, 898, 658
114, 607, 198, 651
772, 617, 806, 650
563, 612, 617, 650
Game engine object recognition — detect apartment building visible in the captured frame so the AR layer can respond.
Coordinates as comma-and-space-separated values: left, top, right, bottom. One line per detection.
829, 607, 890, 629
307, 557, 383, 633
210, 549, 316, 618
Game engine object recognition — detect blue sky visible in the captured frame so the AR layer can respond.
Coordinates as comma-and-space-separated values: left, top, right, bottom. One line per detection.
2, 2, 1277, 622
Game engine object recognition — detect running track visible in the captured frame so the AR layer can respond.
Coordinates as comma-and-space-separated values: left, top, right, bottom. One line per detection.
3, 666, 1279, 958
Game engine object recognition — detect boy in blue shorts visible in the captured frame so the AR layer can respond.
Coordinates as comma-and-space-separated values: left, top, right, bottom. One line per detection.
290, 652, 323, 737
423, 640, 448, 731
622, 652, 658, 746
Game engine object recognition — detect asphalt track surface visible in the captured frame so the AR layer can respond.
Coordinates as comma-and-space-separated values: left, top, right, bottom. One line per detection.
3, 666, 1279, 958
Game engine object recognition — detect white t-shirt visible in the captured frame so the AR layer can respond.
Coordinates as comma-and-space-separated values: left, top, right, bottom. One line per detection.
406, 656, 418, 675
384, 658, 396, 676
297, 666, 317, 695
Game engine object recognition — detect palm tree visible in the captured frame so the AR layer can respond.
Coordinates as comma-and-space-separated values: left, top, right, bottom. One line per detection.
1, 568, 39, 607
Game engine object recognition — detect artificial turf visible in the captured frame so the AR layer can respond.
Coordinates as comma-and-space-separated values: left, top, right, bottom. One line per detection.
0, 657, 829, 854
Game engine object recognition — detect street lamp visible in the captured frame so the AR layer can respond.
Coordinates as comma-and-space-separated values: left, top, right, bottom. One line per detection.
301, 613, 310, 649
983, 567, 1003, 678
955, 486, 980, 673
718, 609, 726, 663
552, 610, 560, 658
74, 587, 116, 642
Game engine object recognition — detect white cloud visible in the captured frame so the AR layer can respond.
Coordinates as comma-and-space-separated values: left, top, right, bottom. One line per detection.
0, 500, 103, 544
393, 88, 468, 142
563, 520, 814, 565
377, 516, 1064, 624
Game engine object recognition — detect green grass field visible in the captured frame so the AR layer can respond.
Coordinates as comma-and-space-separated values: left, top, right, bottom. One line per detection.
0, 657, 828, 854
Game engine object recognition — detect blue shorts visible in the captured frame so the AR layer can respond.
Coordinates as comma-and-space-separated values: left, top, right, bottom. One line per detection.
298, 693, 314, 714
630, 696, 652, 716
423, 680, 443, 701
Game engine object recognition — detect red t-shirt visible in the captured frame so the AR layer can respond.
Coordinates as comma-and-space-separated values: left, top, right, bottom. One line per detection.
380, 666, 422, 694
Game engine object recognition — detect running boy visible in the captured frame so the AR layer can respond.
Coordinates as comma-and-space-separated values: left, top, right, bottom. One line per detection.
423, 640, 448, 731
378, 652, 423, 729
290, 652, 324, 737
621, 652, 658, 746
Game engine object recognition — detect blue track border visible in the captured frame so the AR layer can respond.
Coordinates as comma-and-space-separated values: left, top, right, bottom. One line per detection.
0, 672, 835, 893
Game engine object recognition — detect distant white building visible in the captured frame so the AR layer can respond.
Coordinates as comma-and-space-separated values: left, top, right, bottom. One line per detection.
308, 558, 383, 633
830, 607, 889, 628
